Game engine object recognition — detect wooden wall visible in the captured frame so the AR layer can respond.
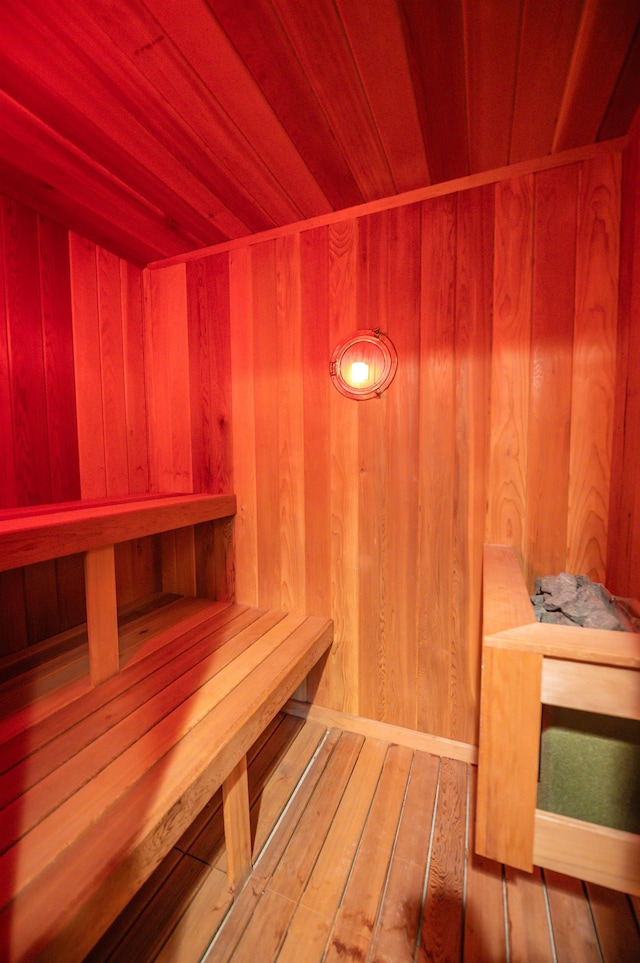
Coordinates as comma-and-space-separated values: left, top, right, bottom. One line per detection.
2, 135, 637, 744
149, 147, 628, 746
0, 194, 155, 652
608, 125, 640, 599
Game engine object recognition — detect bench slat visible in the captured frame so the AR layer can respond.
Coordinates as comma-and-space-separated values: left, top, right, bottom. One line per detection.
0, 607, 265, 810
0, 612, 333, 962
0, 493, 236, 572
0, 611, 294, 871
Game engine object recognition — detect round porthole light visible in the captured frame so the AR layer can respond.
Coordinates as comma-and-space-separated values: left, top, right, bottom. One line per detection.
329, 328, 398, 400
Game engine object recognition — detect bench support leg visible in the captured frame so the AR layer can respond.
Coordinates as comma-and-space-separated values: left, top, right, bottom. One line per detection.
222, 755, 252, 892
85, 544, 120, 685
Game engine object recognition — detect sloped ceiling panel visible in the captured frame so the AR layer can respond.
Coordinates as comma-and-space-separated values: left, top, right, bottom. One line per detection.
0, 0, 638, 264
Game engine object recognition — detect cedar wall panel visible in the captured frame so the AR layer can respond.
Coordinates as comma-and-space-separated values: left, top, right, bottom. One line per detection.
0, 194, 153, 653
609, 127, 640, 598
150, 149, 629, 745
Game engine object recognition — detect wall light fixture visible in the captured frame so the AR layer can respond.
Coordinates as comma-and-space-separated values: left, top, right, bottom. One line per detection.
329, 328, 398, 400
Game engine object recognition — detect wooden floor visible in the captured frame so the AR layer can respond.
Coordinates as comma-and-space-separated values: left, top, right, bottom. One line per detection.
89, 714, 640, 963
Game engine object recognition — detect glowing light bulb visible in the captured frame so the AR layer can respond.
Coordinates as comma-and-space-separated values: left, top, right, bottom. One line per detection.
350, 361, 369, 385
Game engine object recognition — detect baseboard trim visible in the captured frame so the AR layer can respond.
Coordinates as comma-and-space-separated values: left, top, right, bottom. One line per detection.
284, 700, 478, 765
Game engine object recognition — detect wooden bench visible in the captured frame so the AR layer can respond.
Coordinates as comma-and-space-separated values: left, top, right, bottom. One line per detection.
476, 543, 640, 895
0, 495, 333, 961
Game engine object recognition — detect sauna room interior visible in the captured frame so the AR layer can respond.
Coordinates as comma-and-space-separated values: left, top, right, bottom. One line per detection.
1, 2, 640, 961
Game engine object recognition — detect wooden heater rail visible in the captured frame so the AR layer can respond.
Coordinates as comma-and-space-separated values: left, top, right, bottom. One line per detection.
476, 543, 640, 895
0, 494, 334, 961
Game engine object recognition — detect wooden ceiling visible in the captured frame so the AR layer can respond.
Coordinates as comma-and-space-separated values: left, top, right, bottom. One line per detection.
1, 0, 639, 265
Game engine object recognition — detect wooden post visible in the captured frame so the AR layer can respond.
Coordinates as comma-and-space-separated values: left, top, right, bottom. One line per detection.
475, 644, 543, 870
222, 755, 252, 892
84, 544, 120, 685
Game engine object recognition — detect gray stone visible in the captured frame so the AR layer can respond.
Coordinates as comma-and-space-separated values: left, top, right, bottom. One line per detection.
531, 572, 628, 631
540, 610, 576, 626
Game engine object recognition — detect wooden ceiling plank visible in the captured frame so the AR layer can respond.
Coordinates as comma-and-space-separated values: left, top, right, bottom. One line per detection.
0, 94, 198, 263
463, 0, 523, 172
399, 0, 470, 183
270, 0, 397, 201
206, 0, 363, 212
28, 0, 285, 236
334, 0, 431, 193
143, 0, 333, 220
0, 163, 160, 267
553, 0, 640, 152
0, 63, 229, 252
599, 20, 640, 142
510, 0, 584, 164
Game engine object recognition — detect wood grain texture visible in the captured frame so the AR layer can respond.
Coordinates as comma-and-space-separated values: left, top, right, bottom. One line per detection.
417, 194, 457, 737
144, 263, 193, 493
487, 175, 533, 554
228, 246, 258, 606
544, 869, 601, 963
186, 255, 233, 496
567, 153, 621, 580
84, 543, 119, 685
608, 127, 640, 598
3, 197, 52, 505
399, 0, 467, 183
525, 163, 577, 587
476, 645, 542, 870
452, 185, 493, 745
417, 758, 467, 963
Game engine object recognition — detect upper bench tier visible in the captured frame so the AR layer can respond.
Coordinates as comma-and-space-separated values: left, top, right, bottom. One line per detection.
0, 493, 237, 572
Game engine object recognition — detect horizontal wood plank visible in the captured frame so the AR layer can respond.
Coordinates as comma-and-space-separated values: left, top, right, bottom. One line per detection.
534, 810, 640, 896
0, 493, 236, 571
489, 622, 640, 668
541, 659, 640, 719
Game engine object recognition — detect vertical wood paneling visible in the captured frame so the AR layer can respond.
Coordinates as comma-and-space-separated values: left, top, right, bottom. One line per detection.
567, 154, 621, 580
328, 220, 360, 715
37, 215, 81, 502
214, 148, 630, 743
300, 226, 332, 704
453, 185, 493, 745
384, 204, 421, 729
120, 261, 149, 494
3, 146, 633, 745
229, 246, 258, 606
417, 194, 457, 737
145, 263, 193, 493
357, 211, 390, 722
0, 195, 153, 657
487, 176, 534, 554
276, 234, 306, 614
3, 198, 52, 505
96, 246, 129, 496
0, 202, 18, 507
526, 164, 577, 586
251, 241, 281, 608
608, 131, 640, 598
69, 232, 107, 499
187, 254, 233, 496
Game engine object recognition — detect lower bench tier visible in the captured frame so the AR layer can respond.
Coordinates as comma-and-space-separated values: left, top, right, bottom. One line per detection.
0, 601, 333, 961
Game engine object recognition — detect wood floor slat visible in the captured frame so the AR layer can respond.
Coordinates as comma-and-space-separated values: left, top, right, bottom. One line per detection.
92, 717, 640, 963
586, 882, 640, 962
417, 757, 467, 963
326, 744, 413, 957
544, 870, 601, 963
464, 767, 507, 962
370, 750, 440, 962
505, 866, 555, 960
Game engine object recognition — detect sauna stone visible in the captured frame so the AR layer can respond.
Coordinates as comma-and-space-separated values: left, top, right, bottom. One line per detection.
531, 573, 627, 631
